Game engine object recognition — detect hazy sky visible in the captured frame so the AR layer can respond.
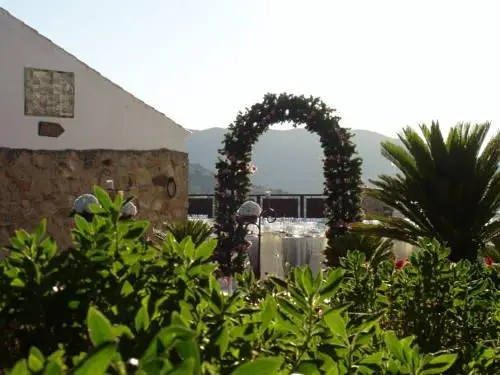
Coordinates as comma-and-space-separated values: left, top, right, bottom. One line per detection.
2, 0, 499, 137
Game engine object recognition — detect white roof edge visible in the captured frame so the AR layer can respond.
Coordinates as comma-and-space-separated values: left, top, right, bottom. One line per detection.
0, 7, 191, 137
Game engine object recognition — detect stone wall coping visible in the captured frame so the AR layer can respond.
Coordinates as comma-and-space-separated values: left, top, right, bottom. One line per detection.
0, 147, 188, 156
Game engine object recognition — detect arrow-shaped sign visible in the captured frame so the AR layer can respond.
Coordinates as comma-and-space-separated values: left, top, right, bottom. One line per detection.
38, 121, 65, 138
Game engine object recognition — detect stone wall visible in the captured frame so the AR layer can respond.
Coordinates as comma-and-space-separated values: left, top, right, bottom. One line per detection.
0, 148, 188, 249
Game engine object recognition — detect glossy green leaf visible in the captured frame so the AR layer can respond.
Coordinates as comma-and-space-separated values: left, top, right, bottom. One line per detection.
134, 305, 150, 332
93, 186, 113, 211
352, 314, 382, 334
168, 358, 195, 375
296, 360, 322, 374
141, 326, 197, 367
9, 235, 25, 250
72, 343, 117, 375
231, 357, 284, 375
11, 278, 26, 288
301, 266, 314, 296
156, 325, 197, 347
113, 192, 124, 209
139, 358, 172, 375
68, 300, 80, 309
195, 238, 217, 260
33, 219, 47, 243
324, 363, 340, 375
353, 332, 373, 349
216, 325, 229, 356
123, 221, 149, 240
319, 268, 345, 299
384, 332, 404, 362
277, 297, 302, 321
120, 280, 134, 297
47, 349, 66, 364
44, 361, 65, 375
269, 276, 288, 290
87, 307, 115, 346
171, 311, 188, 327
261, 295, 277, 329
209, 287, 223, 312
15, 229, 30, 246
28, 346, 45, 372
401, 341, 416, 366
180, 236, 196, 259
111, 324, 135, 340
324, 311, 348, 343
10, 359, 29, 375
359, 352, 383, 371
176, 340, 201, 375
4, 266, 19, 278
178, 300, 193, 321
74, 215, 90, 232
421, 354, 458, 374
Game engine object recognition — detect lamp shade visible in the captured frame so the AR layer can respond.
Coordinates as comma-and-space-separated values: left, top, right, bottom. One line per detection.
121, 201, 138, 217
73, 194, 100, 214
237, 200, 262, 219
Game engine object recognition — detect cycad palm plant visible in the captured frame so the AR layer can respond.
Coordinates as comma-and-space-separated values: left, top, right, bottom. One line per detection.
324, 232, 395, 267
157, 220, 214, 248
353, 122, 500, 261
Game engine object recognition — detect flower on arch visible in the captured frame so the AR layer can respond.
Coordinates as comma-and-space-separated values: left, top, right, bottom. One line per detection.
395, 258, 409, 270
241, 240, 252, 252
246, 163, 258, 174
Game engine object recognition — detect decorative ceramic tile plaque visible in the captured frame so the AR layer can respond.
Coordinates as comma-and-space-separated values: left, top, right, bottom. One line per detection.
24, 68, 75, 118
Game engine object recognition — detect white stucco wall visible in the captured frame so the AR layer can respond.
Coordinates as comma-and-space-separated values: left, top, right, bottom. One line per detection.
0, 8, 190, 152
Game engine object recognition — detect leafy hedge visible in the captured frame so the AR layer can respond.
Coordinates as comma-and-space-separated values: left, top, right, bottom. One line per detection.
0, 187, 498, 374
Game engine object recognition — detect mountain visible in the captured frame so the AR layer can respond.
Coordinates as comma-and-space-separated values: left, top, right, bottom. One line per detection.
187, 127, 402, 194
189, 163, 217, 194
189, 163, 288, 195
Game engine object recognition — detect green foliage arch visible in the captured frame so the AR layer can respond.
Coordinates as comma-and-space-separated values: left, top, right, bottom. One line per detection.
214, 93, 364, 275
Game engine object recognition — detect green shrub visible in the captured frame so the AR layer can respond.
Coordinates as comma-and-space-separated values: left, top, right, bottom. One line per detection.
0, 187, 497, 374
386, 239, 499, 373
336, 238, 500, 374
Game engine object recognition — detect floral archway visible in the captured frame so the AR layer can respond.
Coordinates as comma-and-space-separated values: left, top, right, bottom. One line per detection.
214, 93, 363, 275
